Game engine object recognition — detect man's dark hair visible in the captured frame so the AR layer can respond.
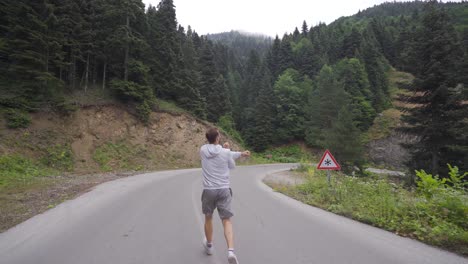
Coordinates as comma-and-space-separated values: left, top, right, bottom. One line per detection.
206, 127, 219, 144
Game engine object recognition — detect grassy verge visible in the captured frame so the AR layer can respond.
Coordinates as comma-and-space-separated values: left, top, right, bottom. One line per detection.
0, 154, 60, 231
272, 165, 468, 256
0, 154, 58, 188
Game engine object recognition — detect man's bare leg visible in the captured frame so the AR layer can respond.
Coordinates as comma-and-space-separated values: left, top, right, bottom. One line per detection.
222, 218, 234, 249
223, 218, 238, 263
205, 214, 213, 242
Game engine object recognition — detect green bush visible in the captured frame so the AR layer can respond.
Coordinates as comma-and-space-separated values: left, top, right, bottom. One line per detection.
54, 99, 78, 115
0, 154, 53, 187
415, 169, 446, 199
4, 108, 31, 128
136, 101, 151, 124
217, 115, 245, 146
41, 144, 74, 171
110, 79, 155, 123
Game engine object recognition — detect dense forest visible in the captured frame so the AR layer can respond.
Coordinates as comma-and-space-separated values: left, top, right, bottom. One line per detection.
0, 0, 466, 176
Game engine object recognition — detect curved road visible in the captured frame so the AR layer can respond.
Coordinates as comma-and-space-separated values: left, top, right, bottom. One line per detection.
0, 164, 466, 264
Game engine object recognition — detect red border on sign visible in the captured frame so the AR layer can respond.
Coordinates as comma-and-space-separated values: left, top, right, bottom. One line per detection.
317, 149, 341, 170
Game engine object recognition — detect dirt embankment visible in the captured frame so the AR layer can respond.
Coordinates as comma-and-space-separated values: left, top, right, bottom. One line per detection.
0, 105, 241, 173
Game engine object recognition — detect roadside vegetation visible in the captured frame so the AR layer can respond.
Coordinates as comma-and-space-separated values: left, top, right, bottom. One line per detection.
272, 164, 468, 256
93, 141, 147, 172
239, 144, 315, 165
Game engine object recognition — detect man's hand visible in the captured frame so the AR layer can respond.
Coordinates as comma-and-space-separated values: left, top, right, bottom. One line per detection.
241, 150, 251, 157
223, 142, 230, 149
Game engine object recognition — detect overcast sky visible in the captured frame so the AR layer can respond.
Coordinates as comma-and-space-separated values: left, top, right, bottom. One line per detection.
142, 0, 460, 37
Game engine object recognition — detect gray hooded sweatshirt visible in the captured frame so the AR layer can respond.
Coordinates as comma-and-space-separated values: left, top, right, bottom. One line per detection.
200, 144, 242, 189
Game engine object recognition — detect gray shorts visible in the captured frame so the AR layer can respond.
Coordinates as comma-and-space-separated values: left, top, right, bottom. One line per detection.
201, 188, 233, 219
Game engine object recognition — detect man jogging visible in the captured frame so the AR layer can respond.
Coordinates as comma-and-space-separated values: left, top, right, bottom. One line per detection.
200, 127, 250, 264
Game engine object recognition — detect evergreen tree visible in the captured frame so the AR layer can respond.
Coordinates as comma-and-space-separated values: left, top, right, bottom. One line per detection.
198, 43, 230, 122
278, 35, 294, 74
322, 105, 364, 173
400, 1, 467, 176
292, 37, 322, 78
334, 58, 375, 130
342, 27, 362, 58
301, 20, 309, 36
251, 67, 275, 151
178, 25, 206, 118
147, 0, 179, 99
238, 50, 262, 134
305, 65, 348, 146
369, 18, 396, 65
267, 35, 282, 79
273, 68, 309, 142
293, 27, 301, 41
360, 27, 389, 112
0, 0, 61, 108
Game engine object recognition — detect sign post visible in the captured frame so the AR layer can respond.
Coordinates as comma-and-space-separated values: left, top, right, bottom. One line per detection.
317, 150, 341, 186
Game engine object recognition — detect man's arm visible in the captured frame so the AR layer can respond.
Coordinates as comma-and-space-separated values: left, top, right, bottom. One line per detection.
223, 142, 251, 159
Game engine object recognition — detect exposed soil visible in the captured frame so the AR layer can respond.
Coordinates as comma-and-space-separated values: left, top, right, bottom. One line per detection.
0, 104, 241, 172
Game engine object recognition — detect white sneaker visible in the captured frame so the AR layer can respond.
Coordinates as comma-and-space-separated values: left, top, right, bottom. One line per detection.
228, 251, 239, 264
203, 238, 213, 255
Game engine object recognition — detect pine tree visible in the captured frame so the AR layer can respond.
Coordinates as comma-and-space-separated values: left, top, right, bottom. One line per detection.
293, 27, 300, 41
292, 38, 322, 78
322, 105, 364, 172
178, 25, 206, 118
107, 0, 155, 123
400, 1, 467, 176
198, 42, 230, 122
278, 35, 294, 74
251, 66, 275, 151
238, 50, 262, 133
54, 0, 85, 89
266, 35, 281, 79
305, 65, 348, 146
360, 27, 389, 112
147, 0, 179, 99
273, 68, 309, 142
1, 0, 61, 107
342, 27, 362, 58
334, 58, 375, 130
301, 21, 309, 36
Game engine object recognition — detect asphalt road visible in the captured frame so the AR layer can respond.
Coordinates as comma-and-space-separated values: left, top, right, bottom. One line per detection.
0, 164, 467, 264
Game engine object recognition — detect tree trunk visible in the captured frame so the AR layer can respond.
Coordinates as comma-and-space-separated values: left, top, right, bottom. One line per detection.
102, 61, 107, 90
124, 14, 130, 82
431, 150, 439, 176
85, 53, 90, 93
45, 46, 49, 86
45, 47, 49, 74
93, 57, 97, 85
70, 54, 76, 89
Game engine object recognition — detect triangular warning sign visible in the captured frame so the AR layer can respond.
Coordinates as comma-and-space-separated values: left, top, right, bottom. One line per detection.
317, 149, 341, 170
